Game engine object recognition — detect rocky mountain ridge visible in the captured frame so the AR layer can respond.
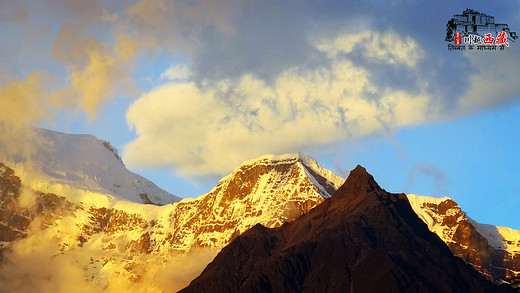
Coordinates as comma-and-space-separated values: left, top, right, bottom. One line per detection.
0, 152, 344, 291
408, 194, 520, 282
181, 166, 507, 293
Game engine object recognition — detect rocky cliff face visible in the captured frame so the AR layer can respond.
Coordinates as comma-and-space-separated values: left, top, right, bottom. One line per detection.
408, 194, 520, 283
181, 166, 507, 293
164, 153, 344, 251
0, 162, 78, 261
0, 162, 29, 253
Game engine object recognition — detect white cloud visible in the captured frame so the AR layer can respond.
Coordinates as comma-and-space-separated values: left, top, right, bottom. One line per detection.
160, 64, 192, 81
459, 48, 520, 112
316, 31, 425, 68
124, 31, 434, 176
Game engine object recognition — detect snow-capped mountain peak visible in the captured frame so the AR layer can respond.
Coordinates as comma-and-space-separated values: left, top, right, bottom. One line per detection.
231, 152, 344, 198
407, 193, 520, 281
181, 166, 501, 293
0, 128, 180, 205
163, 152, 345, 251
1, 148, 519, 291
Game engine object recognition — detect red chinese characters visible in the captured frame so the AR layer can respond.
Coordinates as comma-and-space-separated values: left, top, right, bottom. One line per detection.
496, 31, 509, 47
454, 32, 462, 45
483, 33, 495, 45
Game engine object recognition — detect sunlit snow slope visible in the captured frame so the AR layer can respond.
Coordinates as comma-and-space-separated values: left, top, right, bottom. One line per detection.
0, 128, 180, 205
408, 194, 520, 281
166, 153, 345, 251
1, 139, 519, 291
0, 152, 344, 291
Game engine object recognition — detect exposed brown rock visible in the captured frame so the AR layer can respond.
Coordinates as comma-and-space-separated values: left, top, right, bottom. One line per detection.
411, 196, 520, 283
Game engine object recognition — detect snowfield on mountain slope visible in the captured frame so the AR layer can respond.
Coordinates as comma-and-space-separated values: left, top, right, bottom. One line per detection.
407, 193, 520, 255
1, 148, 520, 290
163, 152, 345, 251
0, 128, 180, 205
468, 218, 520, 254
0, 151, 348, 291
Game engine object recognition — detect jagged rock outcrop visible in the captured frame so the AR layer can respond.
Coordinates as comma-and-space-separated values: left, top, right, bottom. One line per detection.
408, 194, 520, 283
164, 153, 344, 251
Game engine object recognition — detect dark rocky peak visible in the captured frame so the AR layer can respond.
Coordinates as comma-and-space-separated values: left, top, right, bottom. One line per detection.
331, 165, 408, 218
335, 165, 382, 200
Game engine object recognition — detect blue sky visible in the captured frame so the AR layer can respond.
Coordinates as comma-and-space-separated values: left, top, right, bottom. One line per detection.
1, 0, 519, 229
333, 101, 520, 229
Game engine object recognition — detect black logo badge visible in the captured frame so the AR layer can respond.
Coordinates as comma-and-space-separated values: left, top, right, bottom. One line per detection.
445, 9, 518, 51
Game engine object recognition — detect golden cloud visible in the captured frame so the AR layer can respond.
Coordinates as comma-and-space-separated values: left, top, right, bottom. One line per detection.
124, 31, 433, 176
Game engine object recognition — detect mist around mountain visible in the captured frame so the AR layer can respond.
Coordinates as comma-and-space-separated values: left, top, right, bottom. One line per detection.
0, 130, 346, 292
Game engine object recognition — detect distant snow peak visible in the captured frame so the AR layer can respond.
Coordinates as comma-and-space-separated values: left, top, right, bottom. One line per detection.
407, 193, 520, 282
160, 152, 347, 252
233, 152, 344, 198
1, 128, 180, 205
238, 152, 321, 167
239, 153, 302, 166
408, 193, 520, 251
